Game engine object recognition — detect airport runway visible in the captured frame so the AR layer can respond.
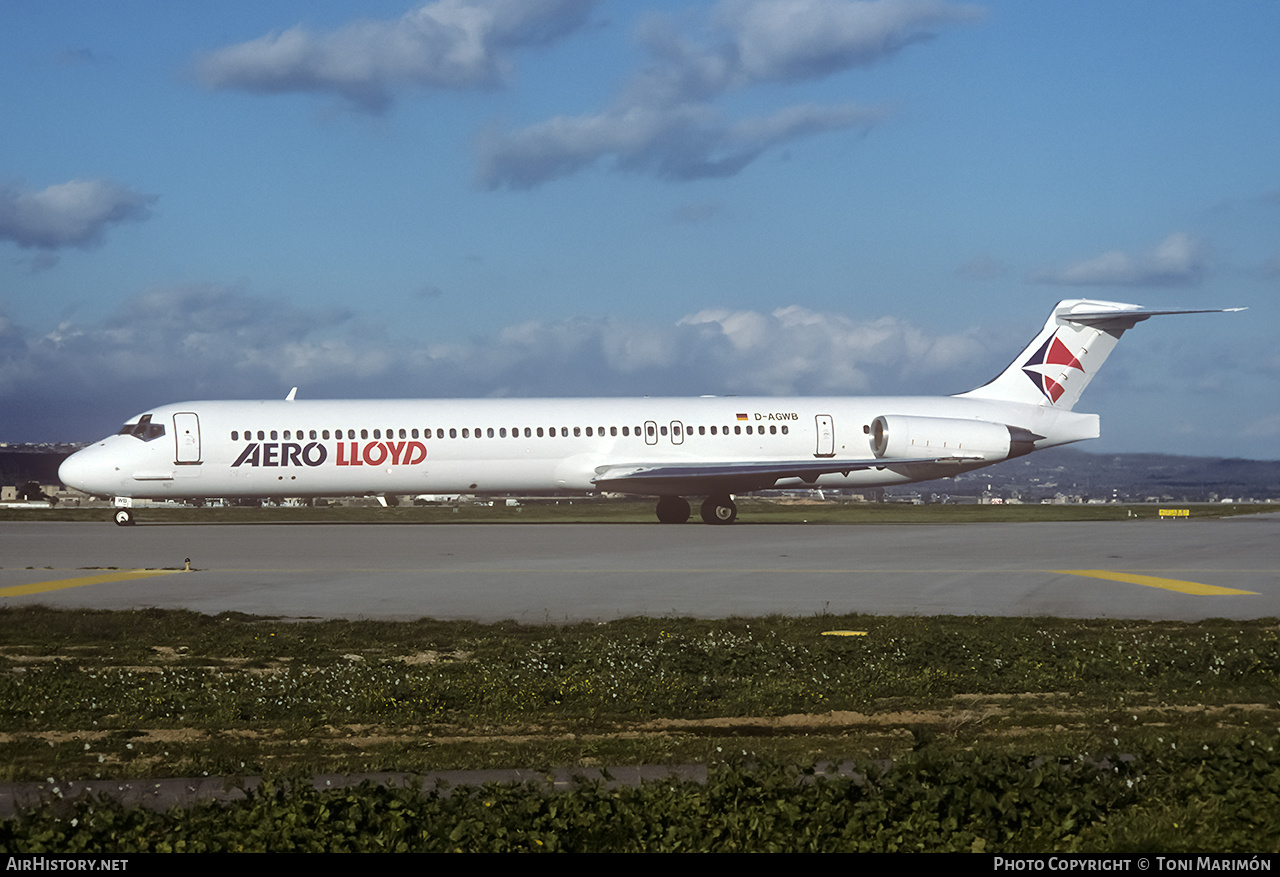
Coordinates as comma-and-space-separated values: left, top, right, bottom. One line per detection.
1, 516, 1277, 622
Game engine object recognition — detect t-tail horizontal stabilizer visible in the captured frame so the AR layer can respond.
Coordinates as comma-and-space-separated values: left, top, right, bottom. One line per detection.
957, 299, 1244, 411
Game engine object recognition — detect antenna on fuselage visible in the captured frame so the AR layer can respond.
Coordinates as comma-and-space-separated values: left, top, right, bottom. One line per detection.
285, 387, 297, 402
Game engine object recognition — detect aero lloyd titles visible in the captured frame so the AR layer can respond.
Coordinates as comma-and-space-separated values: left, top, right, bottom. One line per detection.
232, 439, 427, 468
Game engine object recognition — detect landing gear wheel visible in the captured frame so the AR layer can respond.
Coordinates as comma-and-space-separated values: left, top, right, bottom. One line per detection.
655, 496, 690, 524
700, 496, 738, 525
113, 509, 135, 527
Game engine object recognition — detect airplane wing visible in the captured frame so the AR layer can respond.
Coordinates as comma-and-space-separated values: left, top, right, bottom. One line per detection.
592, 456, 971, 495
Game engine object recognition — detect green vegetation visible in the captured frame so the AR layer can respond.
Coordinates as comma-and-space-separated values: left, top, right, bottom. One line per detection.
1, 607, 1276, 851
6, 744, 1280, 852
2, 498, 1272, 524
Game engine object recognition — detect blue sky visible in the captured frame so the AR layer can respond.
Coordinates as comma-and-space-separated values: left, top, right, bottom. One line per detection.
1, 0, 1276, 457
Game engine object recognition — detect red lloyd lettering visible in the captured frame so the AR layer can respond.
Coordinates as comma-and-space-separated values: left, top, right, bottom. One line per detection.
335, 441, 427, 467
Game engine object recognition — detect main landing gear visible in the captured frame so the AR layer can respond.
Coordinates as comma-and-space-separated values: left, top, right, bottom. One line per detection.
655, 495, 690, 524
654, 495, 738, 525
113, 508, 135, 526
700, 496, 738, 525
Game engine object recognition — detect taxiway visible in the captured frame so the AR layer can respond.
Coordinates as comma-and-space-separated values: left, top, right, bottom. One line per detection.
1, 516, 1276, 622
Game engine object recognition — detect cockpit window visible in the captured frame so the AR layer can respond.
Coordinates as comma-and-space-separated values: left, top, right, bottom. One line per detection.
117, 413, 166, 442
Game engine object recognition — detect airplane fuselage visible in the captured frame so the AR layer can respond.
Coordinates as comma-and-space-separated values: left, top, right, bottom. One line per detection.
58, 394, 1098, 501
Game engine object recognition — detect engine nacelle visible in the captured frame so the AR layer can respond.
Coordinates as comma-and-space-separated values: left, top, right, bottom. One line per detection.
869, 415, 1037, 461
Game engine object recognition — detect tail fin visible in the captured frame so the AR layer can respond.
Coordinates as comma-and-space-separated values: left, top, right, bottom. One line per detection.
957, 299, 1243, 411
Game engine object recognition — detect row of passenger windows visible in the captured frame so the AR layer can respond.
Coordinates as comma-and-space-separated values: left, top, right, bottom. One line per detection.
230, 423, 791, 441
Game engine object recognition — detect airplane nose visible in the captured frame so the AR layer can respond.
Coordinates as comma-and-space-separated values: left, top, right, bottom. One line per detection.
58, 450, 88, 491
58, 447, 107, 495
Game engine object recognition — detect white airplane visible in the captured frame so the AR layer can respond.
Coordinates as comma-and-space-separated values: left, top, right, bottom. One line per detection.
58, 299, 1239, 526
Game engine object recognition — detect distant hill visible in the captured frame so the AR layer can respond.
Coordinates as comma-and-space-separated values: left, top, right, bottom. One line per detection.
0, 445, 81, 488
912, 446, 1280, 502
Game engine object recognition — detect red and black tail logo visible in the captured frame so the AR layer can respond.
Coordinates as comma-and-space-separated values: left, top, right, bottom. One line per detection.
1022, 333, 1083, 403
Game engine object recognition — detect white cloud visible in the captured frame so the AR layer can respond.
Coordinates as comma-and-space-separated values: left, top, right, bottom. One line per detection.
479, 101, 883, 187
479, 0, 978, 187
0, 179, 155, 250
1, 287, 993, 440
1034, 232, 1208, 288
720, 0, 983, 83
679, 305, 986, 394
196, 0, 598, 111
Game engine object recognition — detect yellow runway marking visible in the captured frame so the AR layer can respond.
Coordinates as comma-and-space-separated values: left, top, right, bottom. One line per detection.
1057, 570, 1258, 596
0, 569, 182, 598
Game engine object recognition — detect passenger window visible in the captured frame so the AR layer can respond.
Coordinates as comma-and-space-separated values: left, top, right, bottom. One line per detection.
322, 430, 330, 440
231, 431, 238, 441
450, 428, 458, 439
